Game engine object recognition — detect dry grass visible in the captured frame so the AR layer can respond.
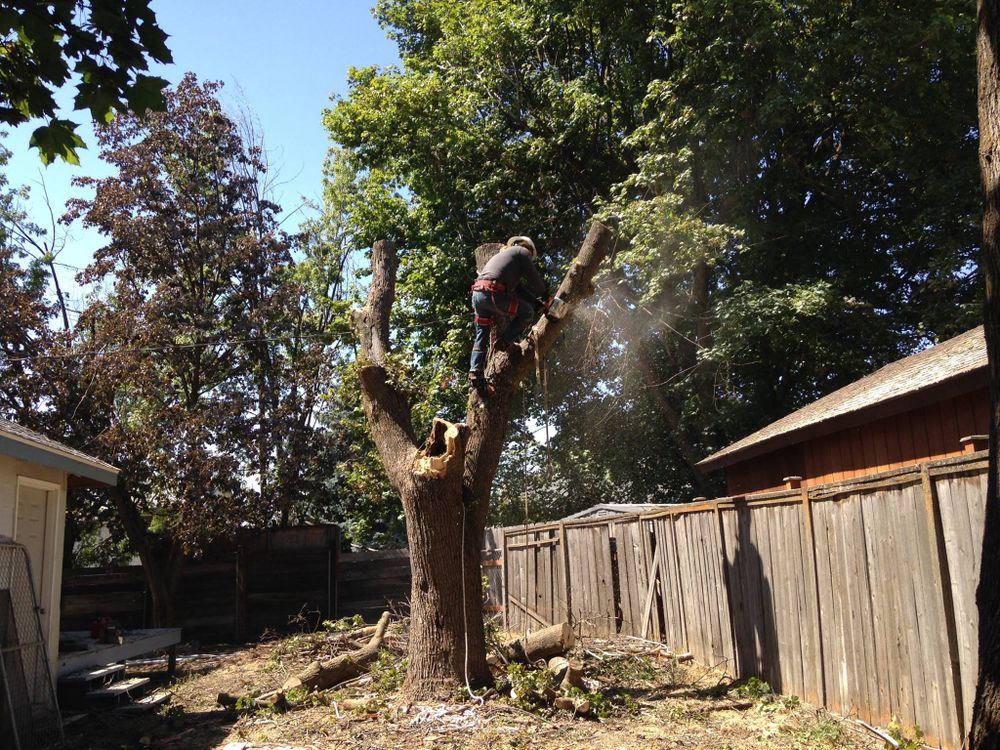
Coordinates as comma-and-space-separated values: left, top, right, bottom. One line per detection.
62, 632, 884, 750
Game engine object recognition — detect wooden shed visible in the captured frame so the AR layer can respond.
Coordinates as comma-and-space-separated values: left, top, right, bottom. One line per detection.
0, 418, 118, 675
697, 326, 988, 496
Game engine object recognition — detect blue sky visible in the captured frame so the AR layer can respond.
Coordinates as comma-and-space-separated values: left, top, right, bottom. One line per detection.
2, 0, 400, 310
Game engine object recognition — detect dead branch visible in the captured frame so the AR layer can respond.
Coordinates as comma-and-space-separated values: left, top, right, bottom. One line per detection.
282, 611, 392, 693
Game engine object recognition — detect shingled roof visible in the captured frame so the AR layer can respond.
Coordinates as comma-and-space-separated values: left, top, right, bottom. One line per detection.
697, 326, 988, 471
0, 418, 118, 486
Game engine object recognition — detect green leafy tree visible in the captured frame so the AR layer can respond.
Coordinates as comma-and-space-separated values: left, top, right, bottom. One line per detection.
0, 0, 172, 163
326, 0, 980, 521
0, 143, 56, 421
66, 75, 340, 623
609, 0, 979, 471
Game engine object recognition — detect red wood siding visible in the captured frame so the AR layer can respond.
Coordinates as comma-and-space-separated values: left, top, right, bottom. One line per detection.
724, 387, 989, 496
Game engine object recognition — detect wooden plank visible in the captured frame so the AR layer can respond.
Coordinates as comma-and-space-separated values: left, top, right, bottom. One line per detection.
871, 488, 914, 727
920, 465, 966, 745
617, 522, 633, 635
508, 596, 552, 628
844, 495, 879, 726
558, 522, 572, 625
866, 488, 903, 726
752, 506, 778, 690
811, 501, 840, 715
640, 520, 660, 642
640, 529, 661, 639
502, 528, 511, 629
506, 537, 561, 550
949, 472, 983, 729
828, 498, 853, 718
708, 510, 732, 665
894, 487, 928, 733
800, 490, 826, 705
597, 525, 614, 636
507, 539, 521, 633
671, 515, 696, 658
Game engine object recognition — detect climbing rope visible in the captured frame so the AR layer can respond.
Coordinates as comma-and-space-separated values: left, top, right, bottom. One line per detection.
460, 502, 484, 705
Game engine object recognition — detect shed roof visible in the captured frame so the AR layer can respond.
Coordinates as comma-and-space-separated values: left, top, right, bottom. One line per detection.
0, 419, 119, 487
697, 326, 987, 471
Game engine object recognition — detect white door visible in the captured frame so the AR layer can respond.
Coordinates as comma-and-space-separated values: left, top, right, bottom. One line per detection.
15, 486, 48, 602
13, 481, 59, 696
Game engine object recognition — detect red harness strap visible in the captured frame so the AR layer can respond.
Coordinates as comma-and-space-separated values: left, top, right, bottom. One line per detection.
471, 278, 507, 293
471, 278, 516, 324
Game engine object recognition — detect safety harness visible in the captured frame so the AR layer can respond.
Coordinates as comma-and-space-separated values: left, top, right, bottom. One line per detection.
470, 278, 518, 325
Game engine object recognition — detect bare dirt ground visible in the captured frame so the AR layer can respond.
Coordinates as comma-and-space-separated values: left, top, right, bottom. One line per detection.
62, 628, 888, 750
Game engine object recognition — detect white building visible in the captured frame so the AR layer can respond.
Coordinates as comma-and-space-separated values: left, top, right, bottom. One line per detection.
0, 418, 118, 675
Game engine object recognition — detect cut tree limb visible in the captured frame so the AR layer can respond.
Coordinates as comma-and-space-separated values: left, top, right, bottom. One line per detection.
414, 418, 468, 478
505, 621, 574, 663
281, 611, 392, 693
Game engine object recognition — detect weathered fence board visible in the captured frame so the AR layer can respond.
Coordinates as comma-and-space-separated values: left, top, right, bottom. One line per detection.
494, 453, 988, 750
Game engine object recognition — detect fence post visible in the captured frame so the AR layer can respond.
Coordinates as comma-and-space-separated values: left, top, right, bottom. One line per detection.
559, 521, 573, 627
714, 503, 742, 673
328, 527, 339, 621
501, 529, 510, 630
920, 463, 965, 742
234, 545, 247, 643
799, 486, 827, 707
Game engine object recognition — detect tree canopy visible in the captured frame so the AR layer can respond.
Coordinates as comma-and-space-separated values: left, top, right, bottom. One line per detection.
323, 0, 980, 518
0, 0, 172, 163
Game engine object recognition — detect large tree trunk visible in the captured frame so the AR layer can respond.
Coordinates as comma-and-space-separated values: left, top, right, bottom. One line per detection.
111, 485, 183, 626
352, 223, 614, 699
972, 2, 1000, 747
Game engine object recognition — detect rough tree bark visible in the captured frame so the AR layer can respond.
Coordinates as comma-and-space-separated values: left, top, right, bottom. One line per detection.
972, 1, 1000, 747
351, 221, 615, 698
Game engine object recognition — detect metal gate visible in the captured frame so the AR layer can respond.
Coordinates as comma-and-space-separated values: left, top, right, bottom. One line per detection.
0, 541, 62, 750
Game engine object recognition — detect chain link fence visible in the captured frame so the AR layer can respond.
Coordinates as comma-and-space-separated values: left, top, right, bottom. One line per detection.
0, 541, 62, 749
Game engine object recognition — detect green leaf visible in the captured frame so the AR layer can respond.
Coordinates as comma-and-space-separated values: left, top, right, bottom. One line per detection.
125, 74, 169, 115
29, 120, 85, 165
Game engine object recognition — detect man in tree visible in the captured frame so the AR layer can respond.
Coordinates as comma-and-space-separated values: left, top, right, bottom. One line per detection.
469, 236, 550, 395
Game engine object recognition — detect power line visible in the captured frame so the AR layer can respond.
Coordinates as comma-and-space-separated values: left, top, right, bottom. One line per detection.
4, 315, 465, 363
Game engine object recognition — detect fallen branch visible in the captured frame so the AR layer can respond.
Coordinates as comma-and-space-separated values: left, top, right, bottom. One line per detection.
856, 719, 901, 748
233, 611, 392, 708
505, 622, 574, 663
328, 624, 380, 645
283, 611, 392, 692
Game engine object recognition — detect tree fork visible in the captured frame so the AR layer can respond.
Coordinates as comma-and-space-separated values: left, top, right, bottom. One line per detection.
352, 222, 615, 699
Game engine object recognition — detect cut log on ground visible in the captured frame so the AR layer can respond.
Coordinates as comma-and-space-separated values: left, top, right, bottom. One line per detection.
505, 622, 574, 663
560, 657, 585, 690
282, 611, 391, 693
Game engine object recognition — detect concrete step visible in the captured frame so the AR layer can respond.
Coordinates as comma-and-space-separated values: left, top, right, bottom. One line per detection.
86, 676, 150, 700
116, 690, 171, 714
60, 663, 125, 684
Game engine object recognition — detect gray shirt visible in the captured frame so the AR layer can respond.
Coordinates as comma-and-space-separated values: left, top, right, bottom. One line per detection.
478, 246, 547, 298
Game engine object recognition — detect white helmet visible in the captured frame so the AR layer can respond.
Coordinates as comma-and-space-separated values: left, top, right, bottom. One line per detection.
507, 235, 537, 258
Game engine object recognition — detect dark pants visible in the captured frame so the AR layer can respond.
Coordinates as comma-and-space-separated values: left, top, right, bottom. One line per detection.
470, 289, 535, 374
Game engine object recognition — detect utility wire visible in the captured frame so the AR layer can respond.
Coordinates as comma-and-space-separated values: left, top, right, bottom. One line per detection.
3, 315, 466, 363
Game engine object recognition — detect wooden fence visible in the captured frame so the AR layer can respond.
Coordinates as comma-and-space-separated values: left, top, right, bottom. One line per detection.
62, 525, 340, 641
62, 526, 506, 641
499, 452, 988, 750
